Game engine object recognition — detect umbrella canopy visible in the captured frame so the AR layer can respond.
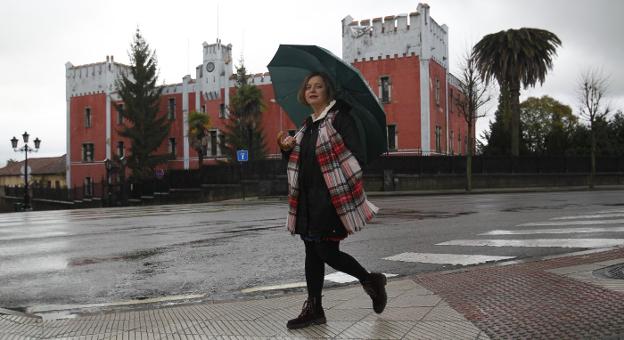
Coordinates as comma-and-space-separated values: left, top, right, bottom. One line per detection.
267, 44, 387, 165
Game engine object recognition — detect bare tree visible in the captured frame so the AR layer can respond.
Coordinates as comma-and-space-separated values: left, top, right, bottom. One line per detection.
455, 53, 491, 191
578, 69, 610, 189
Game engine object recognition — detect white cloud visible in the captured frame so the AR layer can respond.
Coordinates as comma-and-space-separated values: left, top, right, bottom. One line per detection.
1, 0, 622, 165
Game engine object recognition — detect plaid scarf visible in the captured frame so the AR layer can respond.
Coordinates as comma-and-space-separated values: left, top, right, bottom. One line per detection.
286, 109, 379, 234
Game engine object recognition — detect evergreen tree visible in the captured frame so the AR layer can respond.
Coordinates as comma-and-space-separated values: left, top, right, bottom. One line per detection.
607, 111, 624, 156
220, 63, 267, 161
116, 30, 171, 182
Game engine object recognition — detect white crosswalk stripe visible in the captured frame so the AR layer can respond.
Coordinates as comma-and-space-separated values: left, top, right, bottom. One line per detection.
383, 252, 515, 265
519, 219, 624, 227
481, 226, 624, 235
552, 213, 624, 220
384, 209, 624, 268
437, 238, 624, 248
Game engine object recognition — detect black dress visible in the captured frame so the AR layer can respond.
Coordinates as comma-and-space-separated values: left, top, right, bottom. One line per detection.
284, 100, 365, 239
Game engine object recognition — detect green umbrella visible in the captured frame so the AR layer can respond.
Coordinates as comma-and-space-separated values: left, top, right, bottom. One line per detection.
267, 44, 388, 165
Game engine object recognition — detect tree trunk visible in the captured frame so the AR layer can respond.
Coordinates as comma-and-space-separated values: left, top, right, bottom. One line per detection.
590, 125, 596, 189
510, 83, 521, 157
198, 152, 204, 170
466, 129, 473, 192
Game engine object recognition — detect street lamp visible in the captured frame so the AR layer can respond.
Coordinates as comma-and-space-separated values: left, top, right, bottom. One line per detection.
104, 158, 112, 206
10, 131, 41, 210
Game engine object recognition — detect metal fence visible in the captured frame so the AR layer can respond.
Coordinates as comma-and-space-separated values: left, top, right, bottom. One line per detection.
362, 155, 624, 175
5, 155, 621, 204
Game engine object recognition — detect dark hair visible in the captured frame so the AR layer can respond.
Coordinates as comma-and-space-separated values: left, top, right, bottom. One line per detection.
297, 72, 336, 105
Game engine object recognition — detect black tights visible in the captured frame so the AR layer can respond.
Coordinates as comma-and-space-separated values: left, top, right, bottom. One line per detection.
304, 240, 369, 301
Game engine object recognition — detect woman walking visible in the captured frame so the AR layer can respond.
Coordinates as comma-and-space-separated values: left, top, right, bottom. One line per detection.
277, 72, 387, 330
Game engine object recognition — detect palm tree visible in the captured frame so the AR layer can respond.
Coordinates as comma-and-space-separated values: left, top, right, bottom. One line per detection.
472, 28, 561, 156
188, 111, 211, 169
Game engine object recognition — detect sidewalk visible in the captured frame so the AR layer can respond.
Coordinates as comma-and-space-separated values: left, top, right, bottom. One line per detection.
2, 248, 624, 339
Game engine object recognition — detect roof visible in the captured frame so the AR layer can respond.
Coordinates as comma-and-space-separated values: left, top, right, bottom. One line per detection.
0, 155, 66, 176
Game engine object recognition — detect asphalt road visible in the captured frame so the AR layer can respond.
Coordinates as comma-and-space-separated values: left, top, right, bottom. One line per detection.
1, 189, 623, 314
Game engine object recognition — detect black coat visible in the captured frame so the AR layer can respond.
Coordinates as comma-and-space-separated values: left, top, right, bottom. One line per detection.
283, 100, 364, 238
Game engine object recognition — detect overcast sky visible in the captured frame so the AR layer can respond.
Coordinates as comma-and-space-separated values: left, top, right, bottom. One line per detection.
1, 0, 622, 166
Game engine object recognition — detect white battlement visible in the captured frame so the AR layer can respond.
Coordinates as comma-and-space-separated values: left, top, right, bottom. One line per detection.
342, 3, 448, 67
448, 73, 462, 88
65, 56, 130, 98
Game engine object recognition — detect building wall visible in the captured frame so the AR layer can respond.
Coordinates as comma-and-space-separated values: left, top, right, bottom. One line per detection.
353, 55, 422, 153
428, 60, 448, 154
69, 93, 108, 187
0, 174, 66, 188
66, 3, 472, 189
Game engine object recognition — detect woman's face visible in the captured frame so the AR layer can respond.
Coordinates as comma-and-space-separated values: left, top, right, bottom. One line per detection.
305, 75, 329, 107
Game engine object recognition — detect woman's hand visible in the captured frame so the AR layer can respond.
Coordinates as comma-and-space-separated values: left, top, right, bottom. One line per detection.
277, 131, 296, 151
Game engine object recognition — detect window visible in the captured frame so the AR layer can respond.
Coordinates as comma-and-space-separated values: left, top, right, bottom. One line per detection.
210, 131, 218, 156
84, 177, 93, 197
387, 124, 396, 150
449, 131, 454, 155
168, 138, 176, 157
380, 76, 391, 103
55, 180, 60, 189
47, 181, 52, 188
82, 143, 94, 162
168, 98, 175, 120
435, 126, 442, 154
458, 131, 462, 155
201, 105, 206, 113
117, 141, 124, 157
116, 104, 124, 124
435, 77, 441, 106
219, 103, 225, 118
85, 108, 92, 128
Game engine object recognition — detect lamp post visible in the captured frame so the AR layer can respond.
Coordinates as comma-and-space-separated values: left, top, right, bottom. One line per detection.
104, 158, 112, 206
10, 132, 41, 211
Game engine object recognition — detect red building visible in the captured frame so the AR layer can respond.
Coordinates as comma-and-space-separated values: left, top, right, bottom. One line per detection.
65, 3, 469, 190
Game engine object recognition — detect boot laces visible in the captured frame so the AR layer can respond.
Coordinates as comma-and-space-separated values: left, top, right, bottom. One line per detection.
297, 299, 313, 318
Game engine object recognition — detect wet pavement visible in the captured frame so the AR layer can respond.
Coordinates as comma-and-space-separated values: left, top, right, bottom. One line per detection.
2, 188, 624, 319
2, 247, 624, 339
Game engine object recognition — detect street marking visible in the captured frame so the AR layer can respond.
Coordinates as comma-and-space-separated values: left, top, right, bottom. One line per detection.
552, 213, 624, 220
241, 282, 306, 293
383, 252, 515, 265
519, 219, 624, 227
241, 272, 399, 293
437, 239, 624, 248
324, 272, 398, 284
482, 226, 624, 235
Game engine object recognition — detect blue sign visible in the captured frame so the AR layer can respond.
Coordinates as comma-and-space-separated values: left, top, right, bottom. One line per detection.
236, 149, 249, 162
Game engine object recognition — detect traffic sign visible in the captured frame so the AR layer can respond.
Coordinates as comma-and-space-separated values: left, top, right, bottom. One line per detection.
236, 150, 249, 162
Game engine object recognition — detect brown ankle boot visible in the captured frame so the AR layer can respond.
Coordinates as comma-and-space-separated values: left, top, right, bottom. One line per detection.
362, 272, 387, 314
286, 297, 326, 329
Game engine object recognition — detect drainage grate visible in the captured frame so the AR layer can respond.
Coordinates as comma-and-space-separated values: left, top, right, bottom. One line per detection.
593, 263, 624, 280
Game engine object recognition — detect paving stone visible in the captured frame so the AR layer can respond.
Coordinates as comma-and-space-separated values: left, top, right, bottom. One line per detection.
415, 247, 624, 339
336, 320, 414, 339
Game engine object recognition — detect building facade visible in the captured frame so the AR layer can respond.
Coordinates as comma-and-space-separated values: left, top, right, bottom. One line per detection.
0, 155, 66, 188
65, 3, 469, 189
